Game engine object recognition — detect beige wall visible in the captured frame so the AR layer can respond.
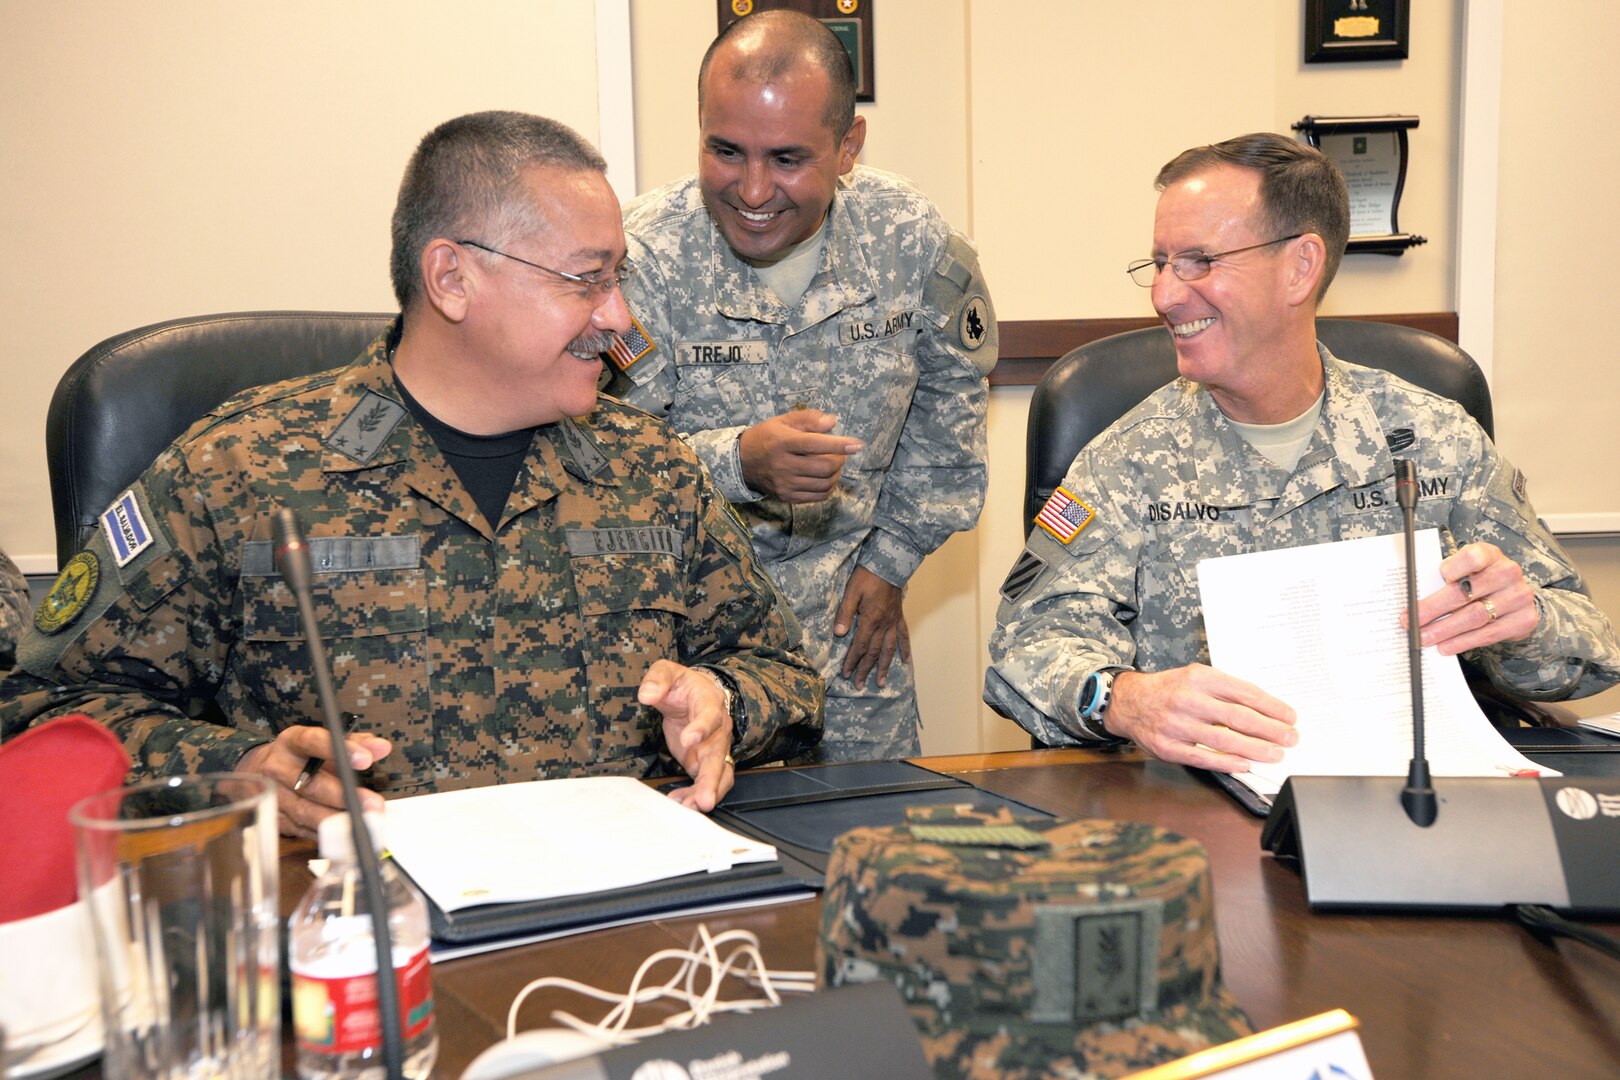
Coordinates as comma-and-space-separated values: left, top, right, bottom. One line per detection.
1494, 6, 1620, 720
3, 2, 1615, 748
1494, 7, 1620, 523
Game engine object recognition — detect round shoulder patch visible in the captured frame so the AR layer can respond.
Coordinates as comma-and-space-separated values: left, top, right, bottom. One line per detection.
958, 294, 990, 351
35, 551, 100, 634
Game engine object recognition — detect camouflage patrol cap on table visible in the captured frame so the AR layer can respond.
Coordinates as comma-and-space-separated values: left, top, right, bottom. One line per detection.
817, 805, 1252, 1079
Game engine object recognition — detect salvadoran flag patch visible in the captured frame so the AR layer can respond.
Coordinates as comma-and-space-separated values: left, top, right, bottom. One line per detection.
101, 489, 154, 568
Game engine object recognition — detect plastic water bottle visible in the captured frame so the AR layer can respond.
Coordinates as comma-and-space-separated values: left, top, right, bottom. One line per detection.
289, 812, 439, 1080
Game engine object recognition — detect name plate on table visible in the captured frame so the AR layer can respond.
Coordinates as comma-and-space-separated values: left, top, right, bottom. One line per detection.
1125, 1010, 1373, 1080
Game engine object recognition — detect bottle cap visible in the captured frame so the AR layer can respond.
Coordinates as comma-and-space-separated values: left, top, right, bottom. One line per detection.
317, 810, 387, 861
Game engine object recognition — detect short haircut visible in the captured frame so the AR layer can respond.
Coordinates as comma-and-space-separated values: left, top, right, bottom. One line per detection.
697, 9, 857, 137
390, 111, 608, 312
1156, 132, 1351, 302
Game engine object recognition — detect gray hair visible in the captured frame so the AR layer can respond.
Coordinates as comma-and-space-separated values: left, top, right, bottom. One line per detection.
390, 111, 607, 311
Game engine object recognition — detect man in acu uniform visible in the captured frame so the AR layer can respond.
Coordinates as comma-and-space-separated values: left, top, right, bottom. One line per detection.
986, 132, 1620, 771
609, 10, 996, 762
2, 112, 823, 836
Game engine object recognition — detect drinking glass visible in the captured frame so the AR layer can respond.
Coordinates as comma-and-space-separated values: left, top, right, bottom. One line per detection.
71, 774, 280, 1080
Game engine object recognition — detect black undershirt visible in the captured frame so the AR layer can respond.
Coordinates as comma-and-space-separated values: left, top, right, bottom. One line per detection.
394, 376, 534, 529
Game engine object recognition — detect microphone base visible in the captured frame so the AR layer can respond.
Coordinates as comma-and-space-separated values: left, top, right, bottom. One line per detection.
1261, 775, 1620, 913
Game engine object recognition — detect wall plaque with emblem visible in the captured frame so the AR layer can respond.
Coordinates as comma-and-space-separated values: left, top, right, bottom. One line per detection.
1294, 114, 1425, 256
1304, 0, 1410, 64
716, 0, 875, 102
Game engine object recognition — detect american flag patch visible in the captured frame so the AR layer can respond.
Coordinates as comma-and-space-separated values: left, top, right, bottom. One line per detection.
1035, 487, 1095, 544
101, 489, 154, 567
606, 313, 655, 372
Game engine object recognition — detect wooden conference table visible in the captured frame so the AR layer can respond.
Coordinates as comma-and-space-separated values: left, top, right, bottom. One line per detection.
83, 748, 1620, 1079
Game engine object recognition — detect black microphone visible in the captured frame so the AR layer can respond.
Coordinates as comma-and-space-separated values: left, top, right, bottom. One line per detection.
273, 509, 407, 1080
1394, 461, 1437, 827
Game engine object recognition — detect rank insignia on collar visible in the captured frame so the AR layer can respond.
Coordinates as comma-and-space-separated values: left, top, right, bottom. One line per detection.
1035, 486, 1096, 545
607, 313, 655, 373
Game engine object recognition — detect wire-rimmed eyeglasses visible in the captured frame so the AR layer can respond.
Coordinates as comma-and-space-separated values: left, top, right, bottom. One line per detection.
1126, 234, 1303, 287
457, 239, 635, 299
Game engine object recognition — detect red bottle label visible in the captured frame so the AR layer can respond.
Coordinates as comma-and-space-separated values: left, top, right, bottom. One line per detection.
293, 945, 434, 1055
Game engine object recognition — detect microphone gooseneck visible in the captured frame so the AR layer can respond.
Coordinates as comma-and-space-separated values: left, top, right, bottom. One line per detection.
274, 509, 407, 1080
1394, 461, 1437, 827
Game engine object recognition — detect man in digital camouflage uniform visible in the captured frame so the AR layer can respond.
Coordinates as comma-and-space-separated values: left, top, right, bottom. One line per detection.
986, 132, 1620, 772
1, 111, 823, 837
607, 10, 996, 762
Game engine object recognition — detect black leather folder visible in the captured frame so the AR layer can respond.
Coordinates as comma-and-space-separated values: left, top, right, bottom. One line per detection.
415, 856, 820, 945
711, 760, 1054, 875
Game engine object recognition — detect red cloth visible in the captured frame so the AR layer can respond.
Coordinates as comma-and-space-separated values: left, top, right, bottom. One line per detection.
0, 715, 131, 922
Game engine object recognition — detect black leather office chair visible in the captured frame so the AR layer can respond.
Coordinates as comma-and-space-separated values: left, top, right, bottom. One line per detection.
1023, 318, 1492, 530
47, 311, 393, 567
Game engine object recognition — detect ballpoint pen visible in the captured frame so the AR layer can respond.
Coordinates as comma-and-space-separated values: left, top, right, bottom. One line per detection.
293, 711, 358, 793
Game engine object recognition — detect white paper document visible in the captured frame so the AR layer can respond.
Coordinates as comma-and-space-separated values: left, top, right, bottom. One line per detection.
1578, 712, 1620, 739
1197, 529, 1556, 798
383, 776, 778, 913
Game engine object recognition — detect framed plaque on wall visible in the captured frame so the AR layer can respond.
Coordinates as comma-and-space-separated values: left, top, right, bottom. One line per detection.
1304, 0, 1410, 64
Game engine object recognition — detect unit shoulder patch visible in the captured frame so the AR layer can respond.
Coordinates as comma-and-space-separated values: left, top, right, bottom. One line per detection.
959, 295, 990, 350
35, 552, 99, 634
1000, 547, 1048, 605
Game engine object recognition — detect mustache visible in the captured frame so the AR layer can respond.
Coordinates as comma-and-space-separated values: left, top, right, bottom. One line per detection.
568, 329, 618, 356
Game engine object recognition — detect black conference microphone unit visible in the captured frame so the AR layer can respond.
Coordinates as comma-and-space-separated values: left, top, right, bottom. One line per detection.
1261, 463, 1620, 913
275, 508, 407, 1080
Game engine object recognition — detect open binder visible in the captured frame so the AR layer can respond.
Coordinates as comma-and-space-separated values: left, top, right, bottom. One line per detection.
412, 761, 1053, 946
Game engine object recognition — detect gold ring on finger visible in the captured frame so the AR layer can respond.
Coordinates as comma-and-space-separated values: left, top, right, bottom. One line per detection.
1481, 597, 1498, 622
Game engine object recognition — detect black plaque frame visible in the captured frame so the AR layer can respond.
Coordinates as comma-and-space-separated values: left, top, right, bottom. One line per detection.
717, 0, 875, 103
1304, 0, 1410, 64
1294, 115, 1425, 256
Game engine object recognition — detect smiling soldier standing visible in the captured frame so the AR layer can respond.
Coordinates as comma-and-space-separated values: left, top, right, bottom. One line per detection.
608, 10, 997, 763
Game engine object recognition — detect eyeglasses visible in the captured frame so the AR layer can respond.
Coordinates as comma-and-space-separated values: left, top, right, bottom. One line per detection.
1126, 234, 1303, 287
457, 239, 635, 299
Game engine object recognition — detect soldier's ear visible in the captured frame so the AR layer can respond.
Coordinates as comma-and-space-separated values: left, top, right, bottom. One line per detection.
836, 116, 866, 175
421, 239, 471, 322
1283, 233, 1326, 309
